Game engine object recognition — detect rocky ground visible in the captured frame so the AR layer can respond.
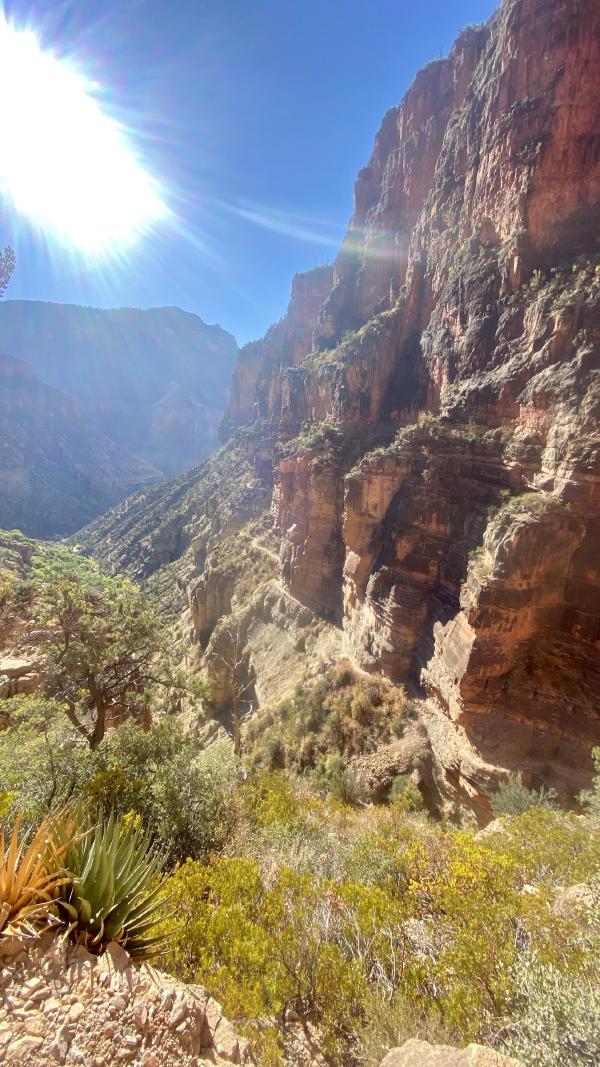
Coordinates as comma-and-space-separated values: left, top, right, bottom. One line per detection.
0, 928, 527, 1067
0, 931, 251, 1066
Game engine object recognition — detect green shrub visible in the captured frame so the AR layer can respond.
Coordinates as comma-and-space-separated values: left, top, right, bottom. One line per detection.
0, 711, 237, 865
579, 746, 600, 825
86, 724, 238, 863
489, 807, 600, 887
245, 668, 408, 776
389, 774, 425, 813
502, 877, 600, 1067
490, 773, 558, 818
0, 696, 89, 825
502, 956, 600, 1066
314, 752, 371, 806
162, 856, 368, 1064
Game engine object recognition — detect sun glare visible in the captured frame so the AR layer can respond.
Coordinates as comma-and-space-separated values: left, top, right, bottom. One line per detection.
0, 17, 167, 256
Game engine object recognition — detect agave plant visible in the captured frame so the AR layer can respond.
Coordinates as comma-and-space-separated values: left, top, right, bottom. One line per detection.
57, 811, 169, 961
0, 814, 70, 935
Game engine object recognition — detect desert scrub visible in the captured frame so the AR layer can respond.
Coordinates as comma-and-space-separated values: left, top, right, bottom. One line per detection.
161, 855, 368, 1065
279, 418, 343, 457
500, 880, 600, 1067
160, 805, 591, 1064
0, 709, 238, 865
388, 773, 426, 813
490, 773, 558, 818
486, 806, 600, 888
495, 489, 556, 516
468, 544, 494, 579
244, 664, 409, 777
579, 746, 600, 824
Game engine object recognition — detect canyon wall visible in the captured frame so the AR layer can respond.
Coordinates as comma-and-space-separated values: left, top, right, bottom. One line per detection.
81, 0, 600, 811
218, 0, 600, 805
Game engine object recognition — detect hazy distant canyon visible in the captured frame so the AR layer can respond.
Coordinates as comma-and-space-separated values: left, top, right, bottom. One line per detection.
0, 301, 237, 536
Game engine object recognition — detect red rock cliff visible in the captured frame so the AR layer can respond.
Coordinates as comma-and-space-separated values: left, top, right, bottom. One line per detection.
221, 0, 600, 805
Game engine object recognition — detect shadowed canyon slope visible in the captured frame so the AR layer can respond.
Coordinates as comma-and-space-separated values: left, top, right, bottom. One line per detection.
0, 352, 160, 538
79, 0, 600, 812
0, 302, 238, 536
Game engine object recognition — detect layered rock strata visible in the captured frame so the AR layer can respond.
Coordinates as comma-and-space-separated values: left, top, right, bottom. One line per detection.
80, 0, 600, 807
219, 0, 600, 803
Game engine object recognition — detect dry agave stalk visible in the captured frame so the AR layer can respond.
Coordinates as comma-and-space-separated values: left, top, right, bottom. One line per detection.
0, 812, 75, 937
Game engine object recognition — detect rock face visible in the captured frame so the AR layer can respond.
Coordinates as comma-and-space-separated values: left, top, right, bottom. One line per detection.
380, 1039, 523, 1067
0, 933, 251, 1066
80, 0, 600, 809
0, 302, 238, 536
221, 0, 600, 804
223, 266, 333, 436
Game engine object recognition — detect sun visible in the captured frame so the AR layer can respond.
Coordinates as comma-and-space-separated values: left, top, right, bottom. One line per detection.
0, 17, 168, 256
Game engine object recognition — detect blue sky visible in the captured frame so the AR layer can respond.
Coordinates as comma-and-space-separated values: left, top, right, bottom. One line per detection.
3, 0, 497, 345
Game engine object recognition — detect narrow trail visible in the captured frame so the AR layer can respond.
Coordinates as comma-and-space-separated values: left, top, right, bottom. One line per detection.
250, 536, 280, 564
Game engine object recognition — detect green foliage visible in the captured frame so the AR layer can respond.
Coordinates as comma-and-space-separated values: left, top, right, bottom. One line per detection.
239, 770, 303, 831
490, 773, 558, 818
162, 856, 367, 1063
31, 543, 107, 590
245, 666, 409, 778
313, 751, 371, 805
0, 568, 15, 606
495, 490, 557, 517
162, 818, 570, 1061
1, 697, 598, 1066
17, 543, 209, 750
0, 695, 89, 824
279, 418, 343, 456
502, 955, 600, 1066
36, 562, 162, 748
57, 809, 169, 961
488, 807, 600, 887
161, 770, 600, 1062
388, 774, 425, 813
0, 710, 237, 865
502, 878, 600, 1066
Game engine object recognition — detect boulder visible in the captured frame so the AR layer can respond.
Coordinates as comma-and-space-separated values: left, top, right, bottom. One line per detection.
380, 1039, 524, 1067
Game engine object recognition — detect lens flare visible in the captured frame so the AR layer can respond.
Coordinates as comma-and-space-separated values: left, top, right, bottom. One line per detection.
0, 17, 167, 256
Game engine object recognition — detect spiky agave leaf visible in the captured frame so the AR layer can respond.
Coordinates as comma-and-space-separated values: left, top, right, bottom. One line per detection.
57, 810, 169, 961
0, 813, 72, 936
